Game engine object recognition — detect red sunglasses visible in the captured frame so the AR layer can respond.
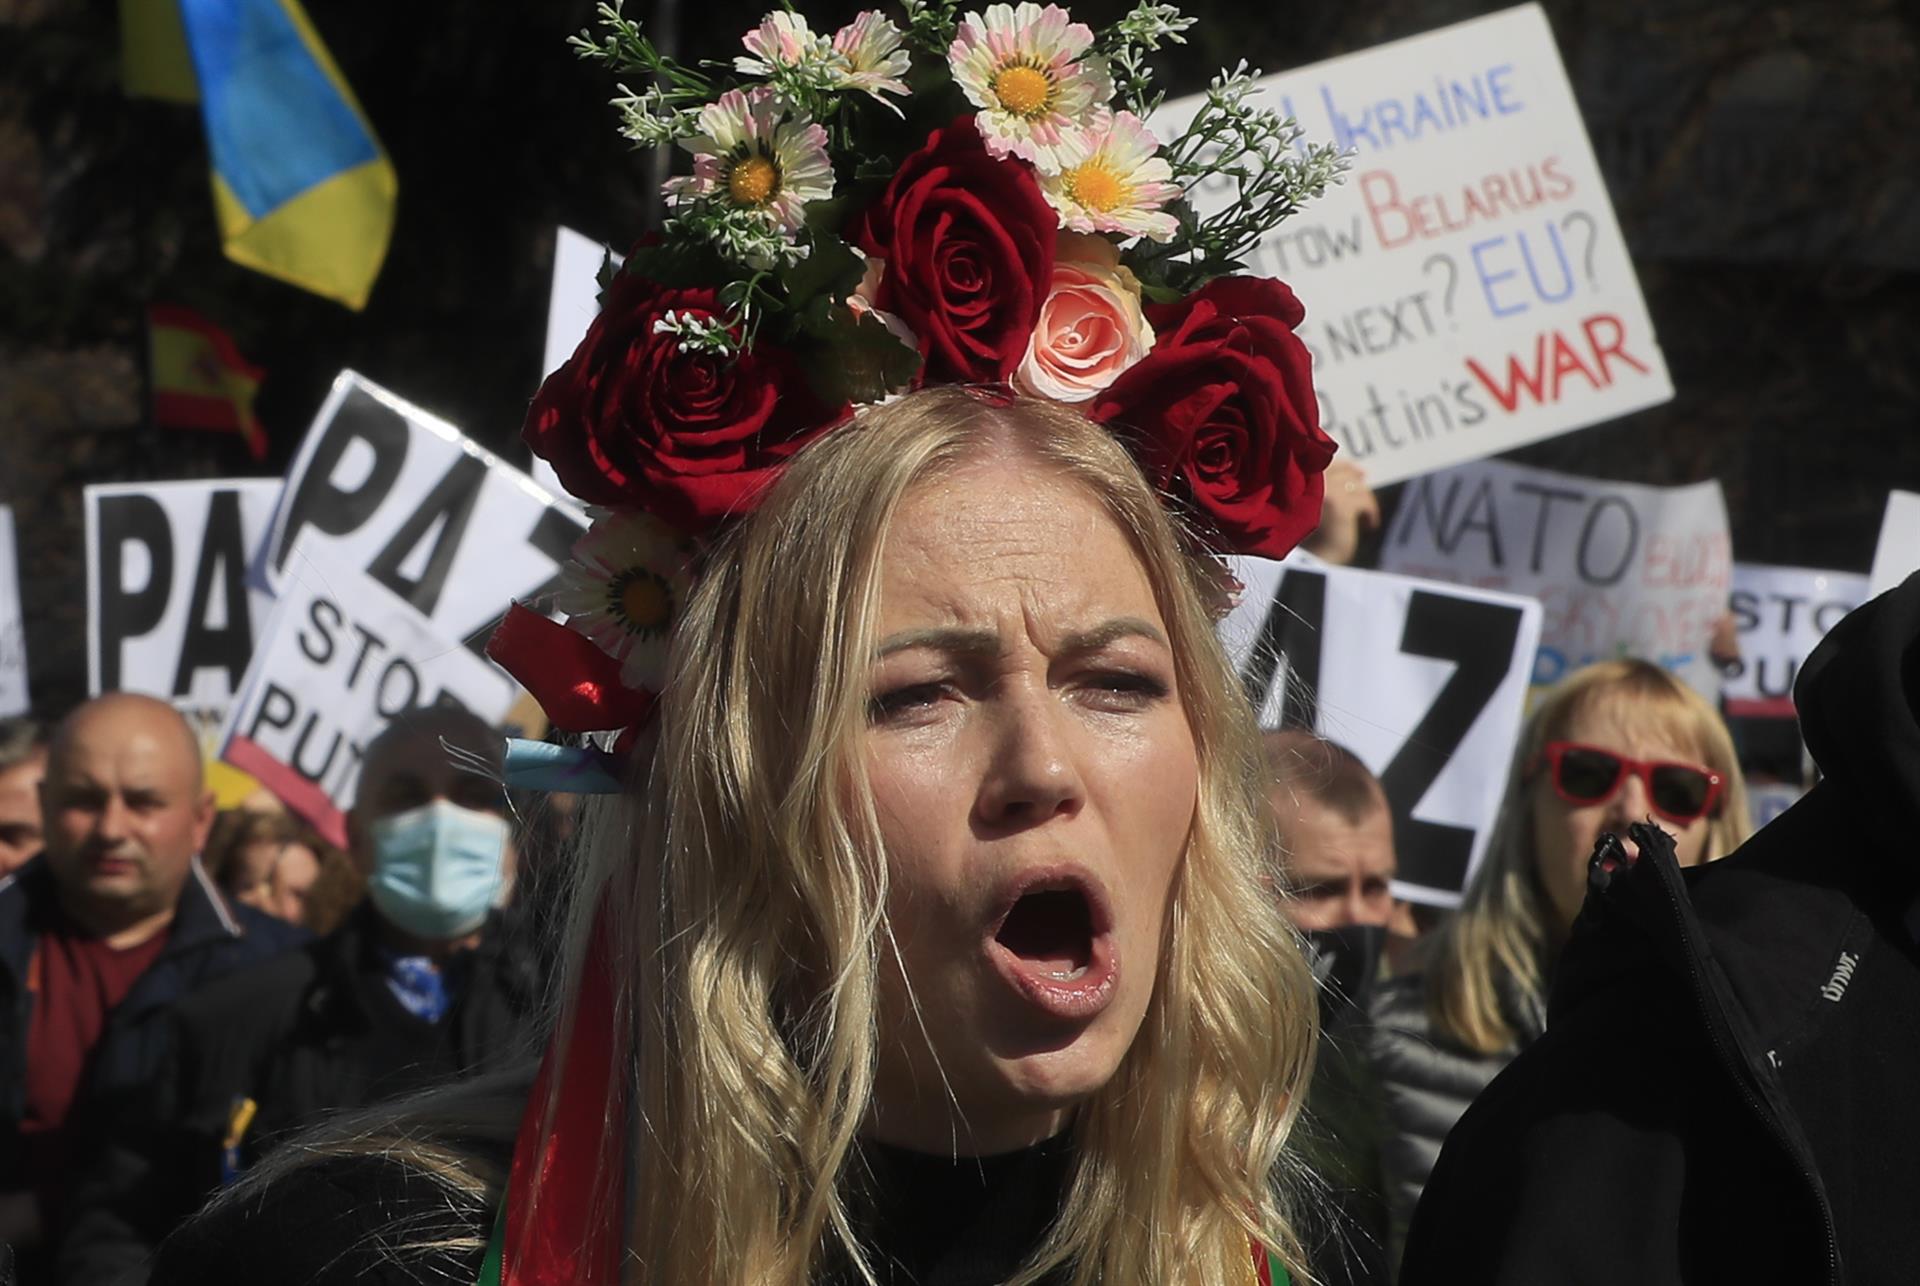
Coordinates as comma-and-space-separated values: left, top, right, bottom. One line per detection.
1538, 741, 1725, 826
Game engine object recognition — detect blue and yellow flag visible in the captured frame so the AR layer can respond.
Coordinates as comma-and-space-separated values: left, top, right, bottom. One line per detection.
121, 0, 396, 311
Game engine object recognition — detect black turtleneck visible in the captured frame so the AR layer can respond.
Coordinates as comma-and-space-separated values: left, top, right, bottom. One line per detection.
825, 1132, 1076, 1286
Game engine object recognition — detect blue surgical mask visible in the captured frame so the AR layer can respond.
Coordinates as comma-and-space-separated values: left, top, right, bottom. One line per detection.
366, 800, 510, 940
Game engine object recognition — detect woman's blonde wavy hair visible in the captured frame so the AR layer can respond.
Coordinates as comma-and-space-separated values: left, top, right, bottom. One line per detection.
1423, 658, 1752, 1055
222, 387, 1320, 1285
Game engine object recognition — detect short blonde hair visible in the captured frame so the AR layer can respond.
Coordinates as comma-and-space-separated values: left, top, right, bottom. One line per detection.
1425, 659, 1751, 1055
533, 387, 1319, 1284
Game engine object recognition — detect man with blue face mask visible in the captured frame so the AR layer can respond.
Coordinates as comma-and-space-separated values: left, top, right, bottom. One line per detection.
60, 706, 541, 1284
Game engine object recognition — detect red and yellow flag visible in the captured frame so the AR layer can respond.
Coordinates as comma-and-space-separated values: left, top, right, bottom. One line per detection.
147, 304, 268, 460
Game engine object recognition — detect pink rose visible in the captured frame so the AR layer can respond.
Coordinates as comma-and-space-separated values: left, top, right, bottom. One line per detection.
1015, 233, 1155, 403
848, 251, 920, 355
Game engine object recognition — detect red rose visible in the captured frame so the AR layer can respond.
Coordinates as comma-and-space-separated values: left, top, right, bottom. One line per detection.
525, 271, 848, 533
1091, 277, 1336, 558
850, 116, 1056, 385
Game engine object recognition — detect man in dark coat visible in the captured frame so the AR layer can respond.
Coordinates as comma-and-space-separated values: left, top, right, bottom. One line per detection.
0, 695, 301, 1277
1400, 571, 1920, 1286
60, 705, 540, 1285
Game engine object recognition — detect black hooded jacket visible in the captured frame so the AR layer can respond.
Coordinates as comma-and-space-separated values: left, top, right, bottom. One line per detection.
1400, 571, 1920, 1286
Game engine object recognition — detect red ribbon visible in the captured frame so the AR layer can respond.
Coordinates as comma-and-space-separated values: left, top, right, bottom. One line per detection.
488, 603, 655, 733
503, 902, 628, 1285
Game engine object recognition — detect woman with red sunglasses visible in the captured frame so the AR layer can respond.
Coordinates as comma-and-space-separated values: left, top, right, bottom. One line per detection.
1365, 659, 1751, 1270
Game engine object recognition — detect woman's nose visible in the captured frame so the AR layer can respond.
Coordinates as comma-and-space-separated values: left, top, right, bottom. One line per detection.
975, 689, 1085, 829
1605, 770, 1651, 824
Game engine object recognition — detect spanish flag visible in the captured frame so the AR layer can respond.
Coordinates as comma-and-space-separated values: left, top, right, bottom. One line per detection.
121, 0, 396, 311
147, 305, 269, 460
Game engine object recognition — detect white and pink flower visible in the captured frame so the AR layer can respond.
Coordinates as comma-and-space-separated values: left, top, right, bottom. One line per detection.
734, 12, 838, 79
948, 3, 1113, 170
1015, 232, 1155, 402
832, 12, 912, 107
663, 87, 835, 237
554, 510, 700, 694
1039, 111, 1180, 242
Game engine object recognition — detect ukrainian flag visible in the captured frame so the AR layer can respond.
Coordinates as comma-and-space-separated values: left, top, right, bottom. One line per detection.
123, 0, 396, 311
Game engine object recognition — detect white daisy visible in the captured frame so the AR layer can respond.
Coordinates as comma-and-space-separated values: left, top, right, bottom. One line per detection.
832, 11, 912, 108
553, 510, 699, 694
1038, 111, 1181, 241
663, 87, 835, 237
948, 3, 1113, 170
734, 12, 838, 80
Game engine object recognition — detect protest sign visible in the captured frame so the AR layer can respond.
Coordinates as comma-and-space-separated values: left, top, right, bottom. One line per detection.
253, 371, 586, 654
1722, 563, 1868, 719
1158, 4, 1672, 484
1747, 780, 1804, 835
1380, 457, 1731, 698
220, 544, 518, 848
0, 508, 25, 717
532, 227, 621, 500
1868, 490, 1920, 598
1220, 555, 1541, 905
86, 480, 281, 727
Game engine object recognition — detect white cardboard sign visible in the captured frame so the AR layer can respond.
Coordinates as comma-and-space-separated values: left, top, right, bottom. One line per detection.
85, 480, 281, 728
251, 371, 586, 653
1159, 4, 1672, 484
1380, 458, 1731, 699
219, 544, 518, 848
1868, 490, 1920, 598
1722, 563, 1869, 720
1747, 780, 1804, 835
0, 508, 25, 717
1220, 554, 1542, 905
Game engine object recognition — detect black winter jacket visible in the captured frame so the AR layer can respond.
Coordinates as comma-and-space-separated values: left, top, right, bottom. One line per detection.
1401, 571, 1920, 1286
0, 856, 303, 1194
60, 903, 540, 1285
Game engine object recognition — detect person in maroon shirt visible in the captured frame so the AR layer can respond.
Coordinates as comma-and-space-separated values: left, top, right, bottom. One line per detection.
0, 694, 300, 1273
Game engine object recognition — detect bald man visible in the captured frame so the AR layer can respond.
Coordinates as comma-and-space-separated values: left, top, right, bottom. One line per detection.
0, 695, 301, 1271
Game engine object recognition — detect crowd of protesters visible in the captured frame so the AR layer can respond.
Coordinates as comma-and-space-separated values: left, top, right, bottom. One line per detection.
0, 697, 557, 1284
0, 460, 1913, 1286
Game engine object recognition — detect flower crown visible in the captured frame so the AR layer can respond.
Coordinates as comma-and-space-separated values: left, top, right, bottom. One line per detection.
490, 0, 1348, 755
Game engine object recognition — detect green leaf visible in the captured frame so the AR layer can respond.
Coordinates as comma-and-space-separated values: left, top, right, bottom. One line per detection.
802, 305, 923, 405
623, 237, 730, 289
779, 234, 866, 312
803, 196, 860, 237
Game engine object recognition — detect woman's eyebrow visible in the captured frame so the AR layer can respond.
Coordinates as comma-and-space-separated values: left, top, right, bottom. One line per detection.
874, 617, 1168, 660
874, 626, 1001, 659
1058, 616, 1168, 654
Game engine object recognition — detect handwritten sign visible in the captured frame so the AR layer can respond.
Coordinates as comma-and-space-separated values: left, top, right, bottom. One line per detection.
1868, 490, 1920, 598
85, 480, 281, 729
1722, 563, 1868, 719
1220, 555, 1541, 904
0, 508, 25, 717
220, 545, 517, 848
252, 371, 586, 653
1158, 4, 1671, 483
1380, 458, 1731, 698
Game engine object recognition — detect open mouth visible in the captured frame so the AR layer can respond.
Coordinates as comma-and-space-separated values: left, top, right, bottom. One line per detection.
995, 887, 1096, 981
985, 870, 1118, 1021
